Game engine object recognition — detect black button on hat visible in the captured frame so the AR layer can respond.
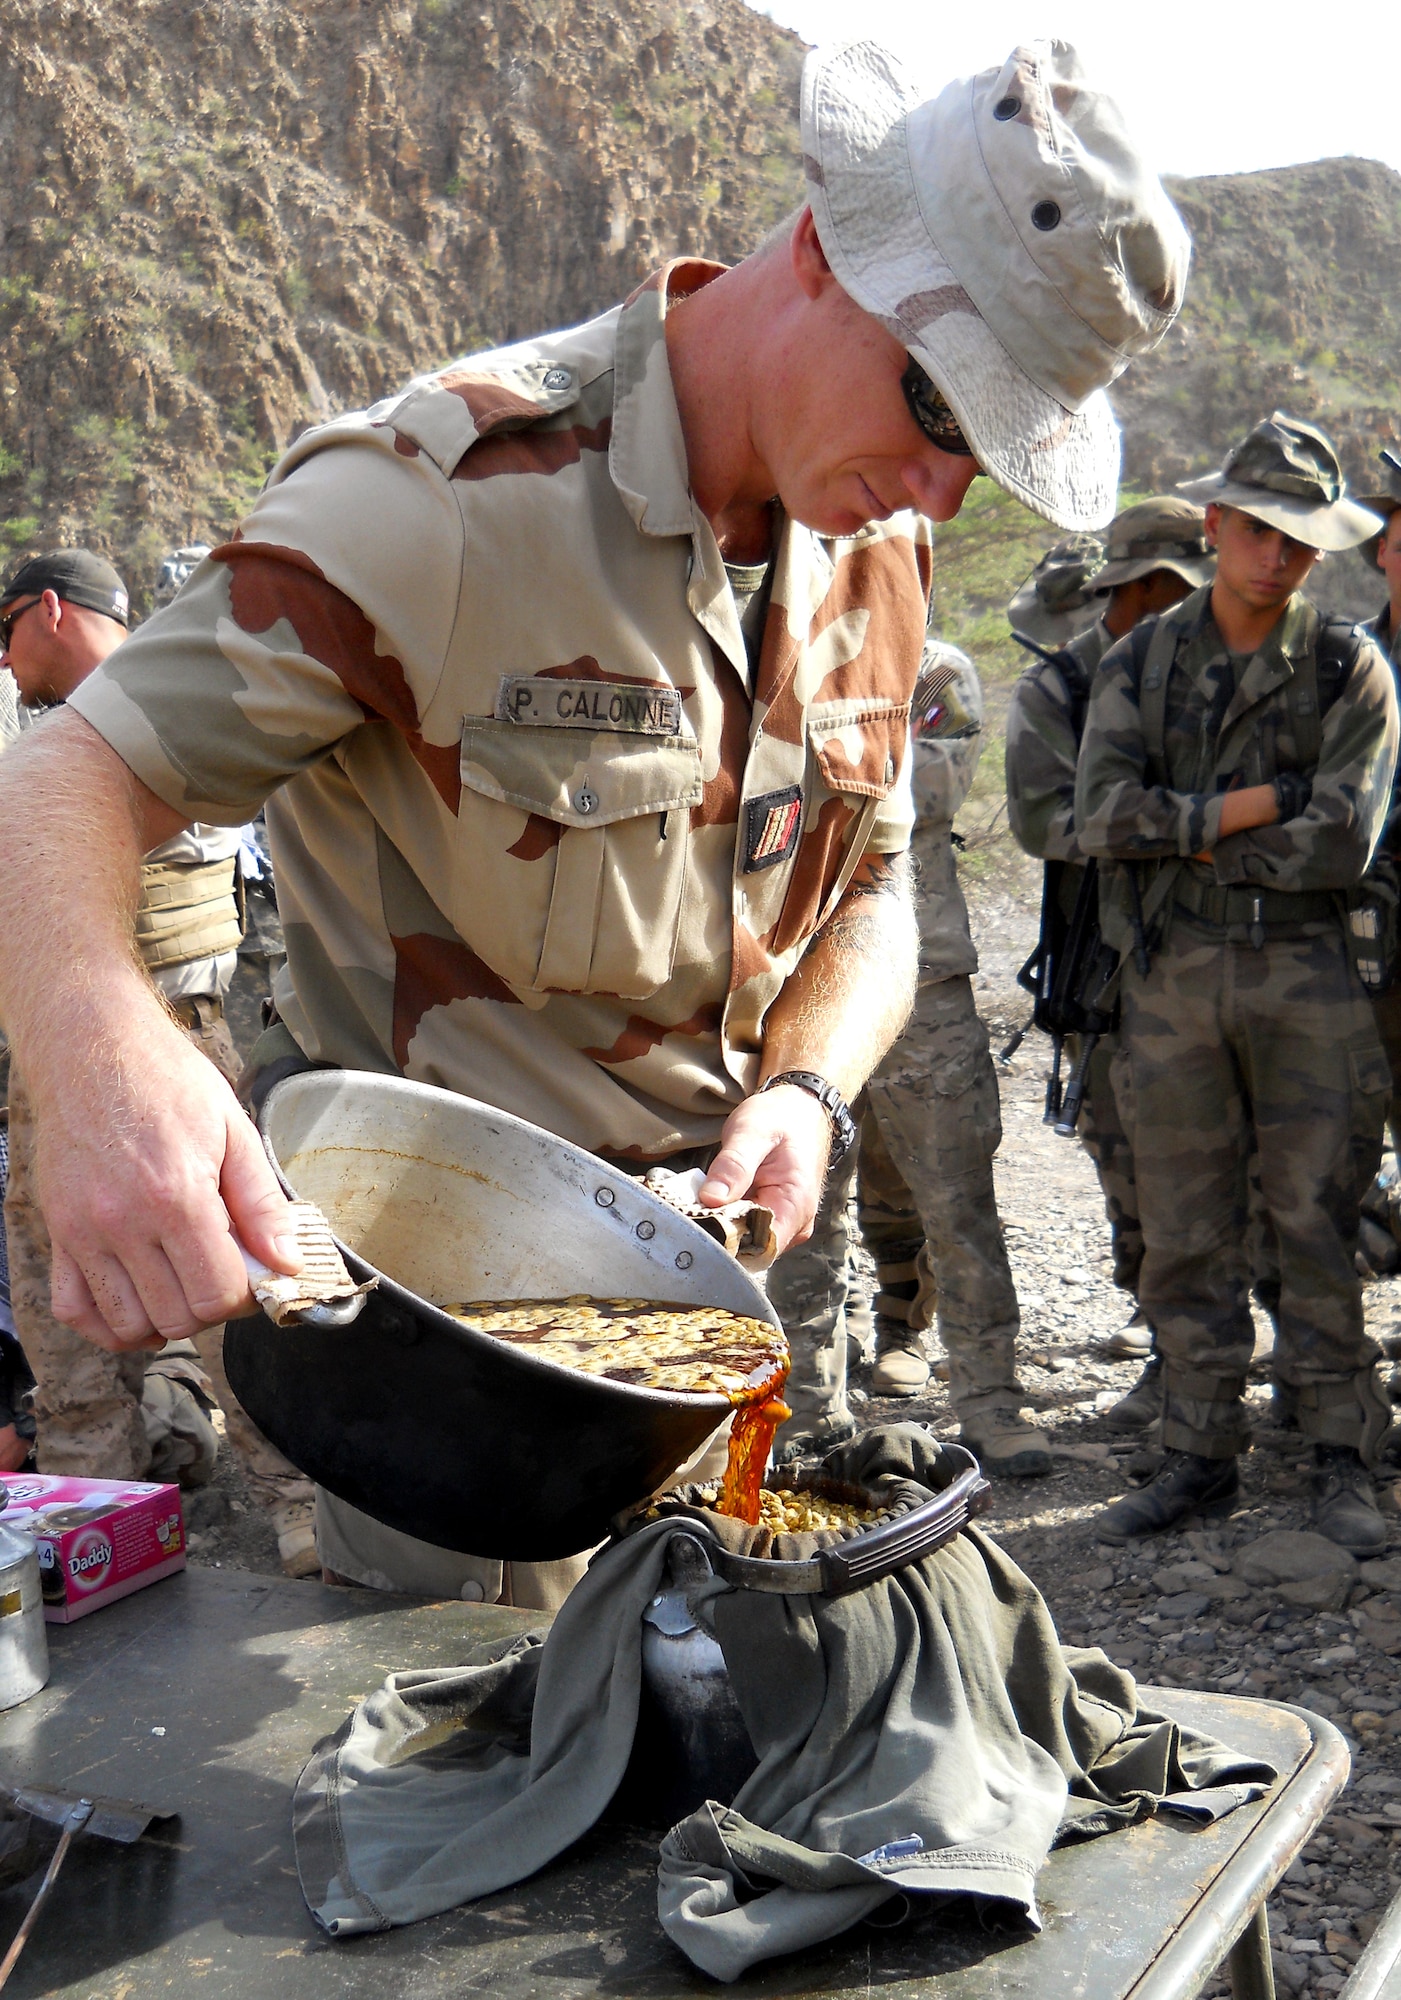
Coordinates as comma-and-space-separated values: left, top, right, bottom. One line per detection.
0, 548, 129, 626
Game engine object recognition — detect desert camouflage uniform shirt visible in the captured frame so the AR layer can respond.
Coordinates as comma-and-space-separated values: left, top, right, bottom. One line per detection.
1004, 614, 1111, 867
908, 649, 982, 983
69, 263, 933, 1161
1075, 586, 1398, 935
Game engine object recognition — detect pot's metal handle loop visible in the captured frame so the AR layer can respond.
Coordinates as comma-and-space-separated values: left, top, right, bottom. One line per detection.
817, 1462, 992, 1596
699, 1448, 993, 1597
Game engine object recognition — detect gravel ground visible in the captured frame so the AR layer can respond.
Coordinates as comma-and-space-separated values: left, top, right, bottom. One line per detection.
196, 885, 1401, 1994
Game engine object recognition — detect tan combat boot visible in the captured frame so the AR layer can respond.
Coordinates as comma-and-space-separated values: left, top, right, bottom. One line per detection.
870, 1321, 931, 1398
958, 1405, 1053, 1479
272, 1498, 321, 1579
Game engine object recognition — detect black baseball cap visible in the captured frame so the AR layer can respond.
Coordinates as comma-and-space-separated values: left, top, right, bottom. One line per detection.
0, 549, 129, 626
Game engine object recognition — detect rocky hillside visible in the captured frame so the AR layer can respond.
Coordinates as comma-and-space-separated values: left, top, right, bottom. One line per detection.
0, 1, 1398, 625
1116, 159, 1401, 500
0, 0, 805, 605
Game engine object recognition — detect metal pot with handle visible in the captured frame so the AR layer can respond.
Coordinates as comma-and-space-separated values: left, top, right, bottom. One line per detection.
223, 1070, 779, 1561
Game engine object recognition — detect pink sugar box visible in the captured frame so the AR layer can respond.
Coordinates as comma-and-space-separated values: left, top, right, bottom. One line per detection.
0, 1473, 185, 1622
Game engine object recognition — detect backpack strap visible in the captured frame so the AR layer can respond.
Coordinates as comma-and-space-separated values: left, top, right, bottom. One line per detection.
1136, 612, 1177, 785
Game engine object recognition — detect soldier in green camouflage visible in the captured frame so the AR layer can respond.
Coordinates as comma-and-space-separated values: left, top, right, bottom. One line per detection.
1357, 453, 1401, 1151
1360, 451, 1401, 671
1076, 415, 1396, 1553
1005, 499, 1214, 1394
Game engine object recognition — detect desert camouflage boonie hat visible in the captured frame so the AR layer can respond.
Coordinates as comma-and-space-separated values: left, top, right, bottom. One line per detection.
1007, 533, 1103, 647
801, 39, 1190, 533
1091, 496, 1213, 592
1178, 413, 1382, 554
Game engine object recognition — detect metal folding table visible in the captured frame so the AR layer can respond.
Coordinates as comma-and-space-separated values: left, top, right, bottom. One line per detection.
0, 1565, 1348, 1998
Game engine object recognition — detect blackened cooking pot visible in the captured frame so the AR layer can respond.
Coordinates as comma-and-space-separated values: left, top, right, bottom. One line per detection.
222, 1071, 778, 1560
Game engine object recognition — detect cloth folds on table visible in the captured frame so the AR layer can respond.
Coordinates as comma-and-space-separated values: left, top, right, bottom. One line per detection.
293, 1427, 1274, 1978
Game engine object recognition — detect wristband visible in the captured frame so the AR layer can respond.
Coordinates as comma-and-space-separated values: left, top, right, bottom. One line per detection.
759, 1070, 857, 1162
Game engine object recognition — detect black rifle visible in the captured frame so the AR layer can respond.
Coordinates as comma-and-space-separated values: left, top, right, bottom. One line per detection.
1016, 858, 1121, 1135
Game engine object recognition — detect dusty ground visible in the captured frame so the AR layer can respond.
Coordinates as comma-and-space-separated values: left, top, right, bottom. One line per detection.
197, 885, 1401, 1995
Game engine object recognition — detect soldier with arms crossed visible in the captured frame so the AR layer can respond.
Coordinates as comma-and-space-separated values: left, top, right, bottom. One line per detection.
1077, 416, 1396, 1553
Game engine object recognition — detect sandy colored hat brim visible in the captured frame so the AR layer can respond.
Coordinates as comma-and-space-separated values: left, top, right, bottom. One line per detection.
802, 42, 1119, 532
1092, 551, 1215, 592
1177, 474, 1383, 554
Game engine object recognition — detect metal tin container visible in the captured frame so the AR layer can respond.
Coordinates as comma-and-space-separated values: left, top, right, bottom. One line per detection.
0, 1507, 49, 1711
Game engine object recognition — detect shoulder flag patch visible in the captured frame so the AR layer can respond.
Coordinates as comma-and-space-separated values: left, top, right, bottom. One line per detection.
742, 785, 803, 872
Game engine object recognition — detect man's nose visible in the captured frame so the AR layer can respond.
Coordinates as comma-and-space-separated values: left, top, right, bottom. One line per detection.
902, 452, 981, 522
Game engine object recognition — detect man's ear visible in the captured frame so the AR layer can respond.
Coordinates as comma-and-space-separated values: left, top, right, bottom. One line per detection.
39, 589, 62, 633
1203, 501, 1222, 550
791, 205, 835, 302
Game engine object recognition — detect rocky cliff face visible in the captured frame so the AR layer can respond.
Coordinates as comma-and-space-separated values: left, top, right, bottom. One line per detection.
1115, 160, 1401, 496
0, 0, 804, 604
1, 4, 1398, 613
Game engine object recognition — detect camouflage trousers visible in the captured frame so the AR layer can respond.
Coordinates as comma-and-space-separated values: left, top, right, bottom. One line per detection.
1073, 1034, 1281, 1314
1372, 980, 1401, 1151
1074, 1032, 1143, 1296
767, 974, 1022, 1436
859, 973, 1021, 1426
1122, 923, 1389, 1460
4, 1002, 314, 1516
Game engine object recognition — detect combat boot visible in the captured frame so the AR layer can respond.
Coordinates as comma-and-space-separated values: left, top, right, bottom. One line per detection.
1099, 1309, 1153, 1362
771, 1410, 858, 1469
959, 1407, 1053, 1479
1311, 1445, 1386, 1556
870, 1320, 930, 1398
1104, 1353, 1164, 1431
1094, 1450, 1239, 1544
273, 1497, 321, 1580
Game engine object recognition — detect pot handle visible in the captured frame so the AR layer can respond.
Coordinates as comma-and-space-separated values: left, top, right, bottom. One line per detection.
236, 1240, 370, 1331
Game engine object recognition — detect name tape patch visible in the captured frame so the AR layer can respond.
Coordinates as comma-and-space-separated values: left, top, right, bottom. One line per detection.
497, 677, 682, 736
742, 785, 803, 873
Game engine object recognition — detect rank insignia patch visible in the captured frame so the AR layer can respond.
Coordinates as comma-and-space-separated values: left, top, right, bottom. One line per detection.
742, 785, 803, 872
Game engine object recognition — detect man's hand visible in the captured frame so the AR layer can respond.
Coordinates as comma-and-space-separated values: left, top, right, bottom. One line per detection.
697, 1084, 832, 1252
34, 994, 301, 1352
0, 713, 303, 1352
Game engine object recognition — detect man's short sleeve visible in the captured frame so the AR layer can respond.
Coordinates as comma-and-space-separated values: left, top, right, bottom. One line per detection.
67, 436, 464, 826
861, 734, 916, 855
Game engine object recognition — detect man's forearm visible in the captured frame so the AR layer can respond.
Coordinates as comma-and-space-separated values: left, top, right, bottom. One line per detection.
0, 712, 182, 1097
760, 850, 919, 1096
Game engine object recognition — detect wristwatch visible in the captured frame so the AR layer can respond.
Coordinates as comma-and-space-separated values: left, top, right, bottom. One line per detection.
759, 1070, 858, 1162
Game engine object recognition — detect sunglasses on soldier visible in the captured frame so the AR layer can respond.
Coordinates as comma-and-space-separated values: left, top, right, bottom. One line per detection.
900, 360, 979, 463
0, 599, 40, 651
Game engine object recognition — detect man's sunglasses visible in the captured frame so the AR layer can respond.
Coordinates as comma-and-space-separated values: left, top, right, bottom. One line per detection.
901, 361, 979, 461
0, 598, 40, 650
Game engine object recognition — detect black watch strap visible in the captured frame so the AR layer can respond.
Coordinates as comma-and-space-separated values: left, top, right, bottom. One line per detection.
760, 1069, 857, 1161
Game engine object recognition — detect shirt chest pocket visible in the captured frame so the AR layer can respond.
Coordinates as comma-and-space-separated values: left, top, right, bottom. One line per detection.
455, 720, 703, 998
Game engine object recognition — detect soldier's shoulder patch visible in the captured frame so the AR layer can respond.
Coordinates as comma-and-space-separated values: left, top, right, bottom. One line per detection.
742, 785, 803, 872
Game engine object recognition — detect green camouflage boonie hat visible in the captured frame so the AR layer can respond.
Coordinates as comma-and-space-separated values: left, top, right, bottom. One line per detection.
801, 40, 1190, 534
1178, 413, 1382, 554
1007, 532, 1104, 647
1358, 447, 1401, 522
1091, 496, 1213, 593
